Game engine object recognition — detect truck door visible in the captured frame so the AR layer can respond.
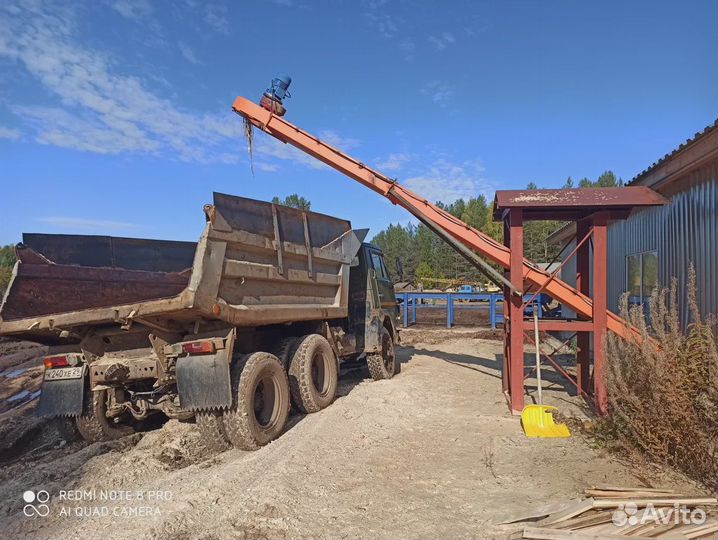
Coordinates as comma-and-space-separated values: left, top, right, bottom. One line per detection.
368, 247, 397, 314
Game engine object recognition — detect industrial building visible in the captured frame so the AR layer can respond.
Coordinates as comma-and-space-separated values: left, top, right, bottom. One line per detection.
550, 121, 717, 328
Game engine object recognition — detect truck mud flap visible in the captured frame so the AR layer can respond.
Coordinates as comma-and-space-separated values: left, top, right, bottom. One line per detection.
36, 379, 85, 418
176, 354, 232, 411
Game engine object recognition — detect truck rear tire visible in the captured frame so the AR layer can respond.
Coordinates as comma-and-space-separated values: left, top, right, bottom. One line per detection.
222, 352, 290, 451
367, 327, 396, 381
75, 389, 135, 442
269, 336, 299, 370
196, 411, 231, 452
288, 334, 338, 413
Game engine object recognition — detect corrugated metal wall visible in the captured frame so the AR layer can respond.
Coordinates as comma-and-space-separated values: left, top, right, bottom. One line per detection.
607, 162, 716, 328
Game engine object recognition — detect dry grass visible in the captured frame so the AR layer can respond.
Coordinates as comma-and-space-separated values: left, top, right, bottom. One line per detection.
243, 117, 255, 176
601, 266, 717, 488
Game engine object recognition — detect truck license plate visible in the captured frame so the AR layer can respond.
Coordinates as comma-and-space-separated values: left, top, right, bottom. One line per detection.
44, 366, 84, 381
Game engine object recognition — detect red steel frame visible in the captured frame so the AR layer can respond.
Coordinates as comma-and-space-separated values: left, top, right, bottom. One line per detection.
502, 211, 610, 414
232, 96, 650, 415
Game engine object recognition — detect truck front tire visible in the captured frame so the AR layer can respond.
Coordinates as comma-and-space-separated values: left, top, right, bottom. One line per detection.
288, 334, 338, 413
75, 388, 135, 442
367, 327, 396, 381
222, 352, 290, 451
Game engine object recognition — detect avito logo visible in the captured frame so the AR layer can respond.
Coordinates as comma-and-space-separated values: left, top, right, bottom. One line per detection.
23, 490, 50, 517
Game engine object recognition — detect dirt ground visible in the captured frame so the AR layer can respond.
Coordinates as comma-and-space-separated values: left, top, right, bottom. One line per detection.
0, 328, 704, 540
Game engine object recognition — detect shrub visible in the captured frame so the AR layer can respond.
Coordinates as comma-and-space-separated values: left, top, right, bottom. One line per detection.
603, 266, 717, 488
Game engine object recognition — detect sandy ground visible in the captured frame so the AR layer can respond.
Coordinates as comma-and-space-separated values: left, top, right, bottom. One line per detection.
0, 328, 703, 540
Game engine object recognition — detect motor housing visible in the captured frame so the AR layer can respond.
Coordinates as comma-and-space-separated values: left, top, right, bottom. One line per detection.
260, 75, 292, 116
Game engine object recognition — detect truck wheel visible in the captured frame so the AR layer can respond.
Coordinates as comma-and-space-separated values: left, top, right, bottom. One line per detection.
269, 336, 298, 370
75, 389, 135, 442
367, 327, 396, 381
196, 411, 231, 452
222, 352, 290, 451
288, 334, 338, 413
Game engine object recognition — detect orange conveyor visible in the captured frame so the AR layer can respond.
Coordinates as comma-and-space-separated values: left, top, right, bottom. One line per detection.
231, 96, 643, 344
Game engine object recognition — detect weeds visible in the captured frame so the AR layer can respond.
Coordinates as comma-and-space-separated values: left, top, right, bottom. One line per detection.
601, 266, 717, 488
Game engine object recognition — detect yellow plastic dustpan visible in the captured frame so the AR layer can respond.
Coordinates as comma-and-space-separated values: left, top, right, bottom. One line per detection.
521, 310, 571, 438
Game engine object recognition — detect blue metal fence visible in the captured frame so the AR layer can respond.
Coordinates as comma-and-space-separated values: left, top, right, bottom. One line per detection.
400, 292, 543, 329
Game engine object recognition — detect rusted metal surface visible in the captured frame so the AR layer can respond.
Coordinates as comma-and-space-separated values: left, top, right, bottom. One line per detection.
0, 193, 363, 343
492, 187, 667, 221
22, 234, 196, 272
1, 263, 189, 320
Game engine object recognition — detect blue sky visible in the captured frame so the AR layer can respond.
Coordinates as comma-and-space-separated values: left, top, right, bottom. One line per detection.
0, 0, 716, 245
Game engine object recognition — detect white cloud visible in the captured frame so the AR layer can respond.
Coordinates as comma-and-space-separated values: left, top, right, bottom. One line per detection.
0, 2, 242, 163
375, 152, 411, 172
0, 126, 21, 140
398, 38, 415, 60
38, 216, 140, 231
420, 81, 456, 107
364, 0, 397, 38
177, 41, 200, 64
403, 158, 492, 203
428, 32, 456, 51
254, 129, 359, 170
255, 162, 280, 172
109, 0, 152, 20
203, 4, 229, 35
318, 129, 360, 151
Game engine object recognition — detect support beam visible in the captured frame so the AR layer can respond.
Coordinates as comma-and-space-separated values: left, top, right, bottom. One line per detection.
576, 220, 591, 397
502, 219, 511, 397
592, 212, 609, 415
536, 320, 593, 332
508, 208, 525, 414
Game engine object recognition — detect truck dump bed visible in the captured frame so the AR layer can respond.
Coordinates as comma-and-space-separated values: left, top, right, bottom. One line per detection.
0, 193, 363, 343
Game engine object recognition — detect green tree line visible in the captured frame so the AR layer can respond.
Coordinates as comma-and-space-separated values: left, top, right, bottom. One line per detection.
0, 245, 16, 296
371, 171, 622, 287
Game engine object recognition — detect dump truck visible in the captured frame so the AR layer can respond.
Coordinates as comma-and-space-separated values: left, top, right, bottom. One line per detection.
0, 193, 399, 450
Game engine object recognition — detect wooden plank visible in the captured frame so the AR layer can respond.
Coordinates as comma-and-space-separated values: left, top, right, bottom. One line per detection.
682, 520, 718, 539
591, 486, 677, 494
592, 498, 717, 509
553, 510, 613, 530
499, 500, 580, 525
585, 489, 683, 499
521, 525, 661, 540
537, 499, 595, 526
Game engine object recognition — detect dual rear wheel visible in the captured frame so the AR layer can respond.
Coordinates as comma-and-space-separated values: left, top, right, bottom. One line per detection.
198, 333, 340, 451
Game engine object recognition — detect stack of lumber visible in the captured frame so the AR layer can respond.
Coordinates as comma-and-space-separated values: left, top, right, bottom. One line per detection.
504, 486, 717, 540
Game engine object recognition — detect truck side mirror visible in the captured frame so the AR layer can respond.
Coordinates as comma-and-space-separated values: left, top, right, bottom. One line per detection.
395, 258, 404, 281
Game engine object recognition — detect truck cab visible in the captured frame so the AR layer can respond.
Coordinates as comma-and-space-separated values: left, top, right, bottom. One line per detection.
347, 243, 399, 371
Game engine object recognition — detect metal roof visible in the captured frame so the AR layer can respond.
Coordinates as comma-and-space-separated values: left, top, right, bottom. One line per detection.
492, 186, 667, 221
628, 119, 718, 186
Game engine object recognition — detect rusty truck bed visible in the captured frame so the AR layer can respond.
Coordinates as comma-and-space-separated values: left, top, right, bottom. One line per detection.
0, 193, 363, 343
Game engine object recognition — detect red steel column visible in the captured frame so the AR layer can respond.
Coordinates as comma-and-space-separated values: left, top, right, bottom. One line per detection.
592, 212, 609, 415
575, 219, 591, 397
502, 218, 511, 397
509, 208, 525, 414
